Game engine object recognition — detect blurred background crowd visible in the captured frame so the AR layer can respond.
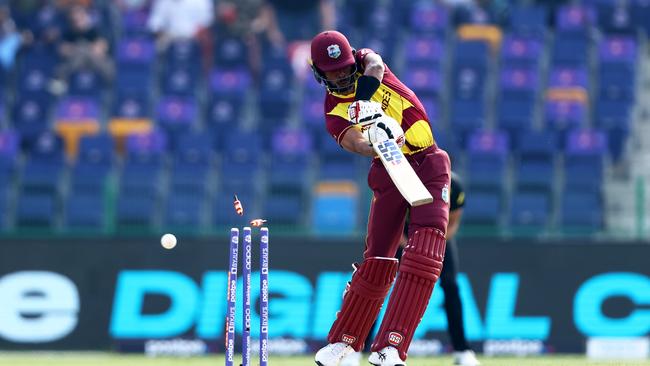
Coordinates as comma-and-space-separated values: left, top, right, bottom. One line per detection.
0, 0, 648, 238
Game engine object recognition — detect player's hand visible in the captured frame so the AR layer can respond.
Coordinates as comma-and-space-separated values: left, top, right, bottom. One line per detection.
347, 100, 383, 125
367, 115, 405, 147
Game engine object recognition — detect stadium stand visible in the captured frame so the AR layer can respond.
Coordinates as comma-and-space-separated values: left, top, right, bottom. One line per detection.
0, 0, 648, 237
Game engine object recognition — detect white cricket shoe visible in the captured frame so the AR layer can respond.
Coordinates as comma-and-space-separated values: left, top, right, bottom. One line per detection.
368, 346, 406, 366
315, 342, 355, 366
453, 350, 480, 366
340, 350, 362, 366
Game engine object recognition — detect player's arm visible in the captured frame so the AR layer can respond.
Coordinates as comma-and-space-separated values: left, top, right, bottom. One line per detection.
362, 52, 385, 82
355, 51, 384, 100
446, 208, 463, 240
340, 127, 375, 157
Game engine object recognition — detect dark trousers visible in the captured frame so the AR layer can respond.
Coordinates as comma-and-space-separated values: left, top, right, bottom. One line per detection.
438, 238, 470, 351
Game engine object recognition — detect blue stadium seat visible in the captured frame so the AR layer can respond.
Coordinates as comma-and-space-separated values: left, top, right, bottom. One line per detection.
258, 64, 294, 121
268, 154, 310, 193
404, 36, 445, 70
594, 99, 632, 161
164, 193, 203, 228
465, 130, 509, 190
68, 69, 104, 97
509, 6, 547, 36
462, 190, 500, 226
116, 194, 156, 228
262, 193, 303, 225
171, 137, 212, 195
450, 99, 485, 139
551, 37, 589, 67
112, 91, 151, 118
16, 193, 56, 227
564, 130, 607, 192
561, 190, 602, 229
161, 67, 198, 96
11, 97, 50, 148
115, 38, 155, 93
205, 95, 245, 136
404, 68, 443, 101
501, 35, 543, 69
214, 36, 248, 68
515, 130, 557, 192
65, 194, 105, 228
410, 2, 449, 36
510, 190, 550, 228
120, 154, 164, 197
165, 39, 202, 73
121, 132, 167, 197
21, 134, 65, 194
71, 135, 114, 195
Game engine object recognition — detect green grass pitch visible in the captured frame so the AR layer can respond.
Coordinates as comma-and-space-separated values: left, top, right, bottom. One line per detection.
0, 353, 649, 366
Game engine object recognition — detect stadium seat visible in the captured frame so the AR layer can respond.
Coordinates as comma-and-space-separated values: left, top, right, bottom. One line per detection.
213, 36, 248, 68
65, 194, 105, 229
465, 130, 509, 191
509, 6, 547, 36
71, 134, 114, 195
262, 193, 304, 225
116, 193, 157, 228
16, 193, 57, 228
462, 190, 501, 226
501, 35, 543, 69
155, 96, 198, 147
68, 69, 104, 97
164, 193, 204, 229
115, 38, 155, 93
561, 190, 602, 229
510, 190, 550, 229
404, 36, 445, 69
564, 129, 607, 192
21, 133, 66, 195
515, 131, 557, 193
410, 2, 449, 36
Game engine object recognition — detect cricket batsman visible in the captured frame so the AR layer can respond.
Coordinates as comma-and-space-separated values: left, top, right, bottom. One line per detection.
310, 30, 451, 366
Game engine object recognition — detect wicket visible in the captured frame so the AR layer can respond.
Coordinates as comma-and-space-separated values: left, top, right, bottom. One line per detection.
226, 227, 269, 366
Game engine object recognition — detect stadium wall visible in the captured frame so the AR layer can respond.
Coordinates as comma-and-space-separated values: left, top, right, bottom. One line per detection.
0, 237, 648, 355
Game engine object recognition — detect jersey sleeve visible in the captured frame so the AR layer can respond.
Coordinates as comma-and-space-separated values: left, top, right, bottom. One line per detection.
354, 48, 376, 72
325, 113, 354, 146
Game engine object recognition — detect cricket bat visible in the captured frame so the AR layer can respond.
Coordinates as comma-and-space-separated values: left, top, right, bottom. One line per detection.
373, 139, 433, 206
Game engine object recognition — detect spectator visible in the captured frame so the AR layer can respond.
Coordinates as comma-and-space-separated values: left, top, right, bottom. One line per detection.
446, 0, 510, 27
209, 0, 277, 76
265, 0, 335, 43
11, 0, 65, 49
56, 5, 114, 86
0, 4, 22, 71
147, 0, 213, 49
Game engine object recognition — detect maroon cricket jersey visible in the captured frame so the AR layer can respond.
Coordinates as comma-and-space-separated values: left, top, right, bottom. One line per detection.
323, 48, 435, 156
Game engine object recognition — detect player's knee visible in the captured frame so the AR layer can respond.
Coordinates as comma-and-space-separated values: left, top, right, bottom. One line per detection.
409, 212, 449, 237
400, 228, 446, 281
351, 257, 399, 297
